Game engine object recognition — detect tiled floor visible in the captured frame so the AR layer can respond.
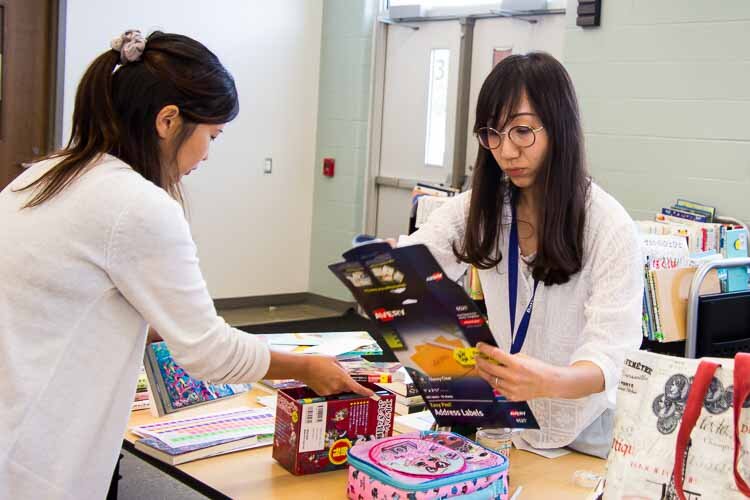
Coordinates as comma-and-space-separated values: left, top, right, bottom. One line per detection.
118, 450, 208, 500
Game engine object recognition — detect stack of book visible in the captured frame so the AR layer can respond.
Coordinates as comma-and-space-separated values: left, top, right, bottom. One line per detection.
131, 407, 274, 465
259, 358, 403, 391
376, 369, 426, 416
638, 198, 745, 257
132, 366, 151, 411
393, 410, 435, 434
640, 246, 721, 342
637, 198, 748, 342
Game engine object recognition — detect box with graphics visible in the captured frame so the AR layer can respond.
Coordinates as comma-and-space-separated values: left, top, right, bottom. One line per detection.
272, 384, 395, 475
329, 242, 538, 430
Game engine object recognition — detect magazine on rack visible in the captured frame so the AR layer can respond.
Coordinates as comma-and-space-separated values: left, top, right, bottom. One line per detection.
329, 241, 539, 429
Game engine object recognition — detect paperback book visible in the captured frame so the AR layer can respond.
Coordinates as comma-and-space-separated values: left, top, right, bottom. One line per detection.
131, 407, 275, 449
376, 369, 421, 398
135, 434, 272, 466
259, 357, 401, 390
393, 410, 436, 434
143, 341, 253, 416
329, 241, 539, 429
338, 358, 404, 383
132, 365, 151, 411
132, 407, 275, 465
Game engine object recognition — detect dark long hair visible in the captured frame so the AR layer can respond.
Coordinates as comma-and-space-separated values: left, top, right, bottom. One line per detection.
18, 31, 239, 208
454, 52, 590, 286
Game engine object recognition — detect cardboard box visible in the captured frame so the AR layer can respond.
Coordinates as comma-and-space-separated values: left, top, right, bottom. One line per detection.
272, 384, 395, 475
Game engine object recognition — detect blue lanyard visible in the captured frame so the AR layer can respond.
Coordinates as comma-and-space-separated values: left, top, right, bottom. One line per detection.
508, 204, 540, 354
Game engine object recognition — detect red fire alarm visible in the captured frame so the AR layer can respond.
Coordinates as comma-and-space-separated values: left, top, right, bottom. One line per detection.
323, 157, 335, 177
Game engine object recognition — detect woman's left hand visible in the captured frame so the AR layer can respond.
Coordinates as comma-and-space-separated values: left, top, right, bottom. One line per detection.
475, 342, 560, 401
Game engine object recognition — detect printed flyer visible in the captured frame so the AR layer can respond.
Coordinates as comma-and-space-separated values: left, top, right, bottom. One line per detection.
329, 242, 538, 429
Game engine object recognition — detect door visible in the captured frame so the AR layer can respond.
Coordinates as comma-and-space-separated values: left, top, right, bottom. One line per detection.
374, 20, 462, 238
0, 0, 56, 191
464, 15, 566, 172
371, 13, 566, 239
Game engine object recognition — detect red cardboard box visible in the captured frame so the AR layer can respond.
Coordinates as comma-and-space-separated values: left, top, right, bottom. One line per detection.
272, 384, 395, 475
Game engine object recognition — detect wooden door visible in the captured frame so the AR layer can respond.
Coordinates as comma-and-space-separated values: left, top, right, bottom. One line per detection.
0, 0, 56, 191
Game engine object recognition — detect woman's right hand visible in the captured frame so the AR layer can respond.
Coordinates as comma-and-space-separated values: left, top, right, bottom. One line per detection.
265, 350, 374, 397
298, 355, 375, 397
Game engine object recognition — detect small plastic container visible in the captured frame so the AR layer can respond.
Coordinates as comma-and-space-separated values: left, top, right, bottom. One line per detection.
475, 428, 512, 459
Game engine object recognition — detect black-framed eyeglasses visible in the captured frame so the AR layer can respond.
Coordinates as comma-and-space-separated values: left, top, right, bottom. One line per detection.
475, 125, 545, 150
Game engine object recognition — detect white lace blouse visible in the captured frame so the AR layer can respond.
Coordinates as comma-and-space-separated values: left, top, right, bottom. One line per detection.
399, 183, 643, 449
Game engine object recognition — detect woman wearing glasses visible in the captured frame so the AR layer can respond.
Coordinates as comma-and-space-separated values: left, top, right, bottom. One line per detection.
400, 52, 642, 457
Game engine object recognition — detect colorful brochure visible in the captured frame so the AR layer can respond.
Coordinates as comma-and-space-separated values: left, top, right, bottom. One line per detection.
329, 242, 538, 429
144, 341, 252, 415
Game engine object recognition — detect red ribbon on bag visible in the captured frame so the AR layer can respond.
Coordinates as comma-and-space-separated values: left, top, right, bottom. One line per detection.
733, 352, 750, 496
672, 355, 750, 500
672, 360, 719, 500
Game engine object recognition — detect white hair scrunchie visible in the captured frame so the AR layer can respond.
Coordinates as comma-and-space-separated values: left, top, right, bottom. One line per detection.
110, 29, 146, 65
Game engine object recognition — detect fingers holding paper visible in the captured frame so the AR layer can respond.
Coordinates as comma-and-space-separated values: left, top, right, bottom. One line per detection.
475, 342, 559, 402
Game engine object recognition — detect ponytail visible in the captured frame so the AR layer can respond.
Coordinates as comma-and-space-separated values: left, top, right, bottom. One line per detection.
20, 50, 121, 208
17, 31, 239, 208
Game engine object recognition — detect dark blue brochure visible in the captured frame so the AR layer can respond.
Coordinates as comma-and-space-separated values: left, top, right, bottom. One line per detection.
329, 242, 539, 429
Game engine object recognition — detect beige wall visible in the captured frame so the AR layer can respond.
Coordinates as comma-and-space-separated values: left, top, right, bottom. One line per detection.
63, 0, 323, 299
308, 0, 379, 301
563, 0, 750, 225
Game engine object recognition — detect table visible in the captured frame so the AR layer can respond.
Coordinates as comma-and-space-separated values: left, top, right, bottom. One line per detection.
124, 387, 605, 499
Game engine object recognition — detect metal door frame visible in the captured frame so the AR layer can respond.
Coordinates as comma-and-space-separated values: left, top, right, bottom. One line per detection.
363, 6, 565, 235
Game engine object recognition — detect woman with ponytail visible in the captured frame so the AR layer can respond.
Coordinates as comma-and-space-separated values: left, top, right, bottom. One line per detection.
0, 31, 370, 499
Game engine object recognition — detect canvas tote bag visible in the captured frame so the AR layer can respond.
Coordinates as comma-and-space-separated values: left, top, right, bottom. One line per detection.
604, 351, 750, 499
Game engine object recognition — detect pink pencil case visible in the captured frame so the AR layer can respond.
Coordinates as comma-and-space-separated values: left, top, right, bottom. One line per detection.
347, 431, 509, 500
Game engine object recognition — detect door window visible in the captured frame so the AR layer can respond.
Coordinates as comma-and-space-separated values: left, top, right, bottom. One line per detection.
425, 48, 450, 167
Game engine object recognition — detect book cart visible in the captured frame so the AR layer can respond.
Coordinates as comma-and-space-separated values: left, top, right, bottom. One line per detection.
643, 216, 750, 359
402, 192, 750, 361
